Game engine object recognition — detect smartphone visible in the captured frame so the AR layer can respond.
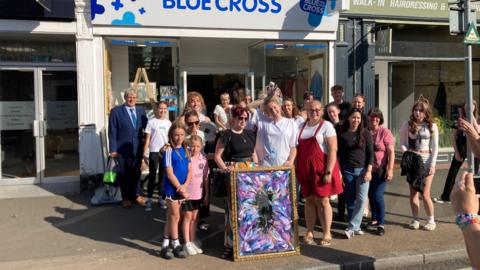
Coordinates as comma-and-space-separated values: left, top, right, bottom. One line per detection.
474, 176, 480, 195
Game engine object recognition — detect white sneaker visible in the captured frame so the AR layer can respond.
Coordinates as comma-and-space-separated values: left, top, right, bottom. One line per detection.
354, 230, 364, 235
145, 198, 152, 212
344, 229, 354, 239
192, 241, 203, 254
423, 222, 436, 231
184, 242, 197, 256
408, 220, 420, 230
433, 197, 451, 204
193, 238, 202, 248
158, 198, 167, 209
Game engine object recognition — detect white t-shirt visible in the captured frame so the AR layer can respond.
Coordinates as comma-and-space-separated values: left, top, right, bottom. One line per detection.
298, 121, 336, 153
294, 116, 305, 128
145, 118, 172, 152
255, 114, 298, 167
214, 104, 230, 127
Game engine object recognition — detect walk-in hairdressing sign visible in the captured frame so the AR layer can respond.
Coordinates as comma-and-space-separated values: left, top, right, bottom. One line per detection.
90, 0, 340, 32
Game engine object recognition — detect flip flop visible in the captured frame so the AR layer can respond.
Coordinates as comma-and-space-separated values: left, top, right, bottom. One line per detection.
221, 247, 233, 259
319, 238, 332, 246
303, 235, 315, 245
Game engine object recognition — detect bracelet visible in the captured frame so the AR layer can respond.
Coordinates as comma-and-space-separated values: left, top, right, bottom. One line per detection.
455, 213, 480, 229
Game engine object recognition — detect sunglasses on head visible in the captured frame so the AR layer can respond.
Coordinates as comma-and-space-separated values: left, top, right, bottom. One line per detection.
187, 120, 200, 126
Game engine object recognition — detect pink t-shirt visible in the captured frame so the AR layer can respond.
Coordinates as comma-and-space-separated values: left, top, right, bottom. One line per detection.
371, 126, 395, 169
187, 154, 209, 200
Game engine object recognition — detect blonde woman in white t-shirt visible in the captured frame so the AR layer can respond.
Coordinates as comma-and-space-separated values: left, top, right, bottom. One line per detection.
214, 92, 232, 131
143, 101, 172, 211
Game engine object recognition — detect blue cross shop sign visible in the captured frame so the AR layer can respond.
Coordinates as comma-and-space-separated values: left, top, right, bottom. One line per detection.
90, 0, 341, 32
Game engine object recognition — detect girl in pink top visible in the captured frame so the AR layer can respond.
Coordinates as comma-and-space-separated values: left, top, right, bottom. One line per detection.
182, 135, 209, 256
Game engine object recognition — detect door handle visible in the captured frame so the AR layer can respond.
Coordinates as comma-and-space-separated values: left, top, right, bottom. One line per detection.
33, 120, 39, 137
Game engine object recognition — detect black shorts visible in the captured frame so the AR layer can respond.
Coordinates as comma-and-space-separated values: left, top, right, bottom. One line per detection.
182, 199, 202, 211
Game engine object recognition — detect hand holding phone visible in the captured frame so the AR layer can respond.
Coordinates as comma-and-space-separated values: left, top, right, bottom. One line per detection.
451, 173, 479, 215
474, 176, 480, 196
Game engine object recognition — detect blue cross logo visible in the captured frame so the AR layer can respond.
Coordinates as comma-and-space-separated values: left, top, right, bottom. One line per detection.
111, 0, 124, 11
139, 7, 146, 14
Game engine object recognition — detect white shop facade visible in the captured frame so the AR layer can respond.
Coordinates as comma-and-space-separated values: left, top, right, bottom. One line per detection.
0, 0, 345, 188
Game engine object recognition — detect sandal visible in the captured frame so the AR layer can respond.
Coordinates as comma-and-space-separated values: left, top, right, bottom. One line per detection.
319, 238, 332, 246
302, 235, 315, 245
221, 247, 233, 259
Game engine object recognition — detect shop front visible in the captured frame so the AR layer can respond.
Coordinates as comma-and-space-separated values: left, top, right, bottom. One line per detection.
88, 0, 346, 121
0, 2, 79, 185
344, 0, 480, 138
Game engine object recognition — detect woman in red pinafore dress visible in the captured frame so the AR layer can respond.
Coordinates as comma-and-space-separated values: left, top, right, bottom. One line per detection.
297, 100, 343, 246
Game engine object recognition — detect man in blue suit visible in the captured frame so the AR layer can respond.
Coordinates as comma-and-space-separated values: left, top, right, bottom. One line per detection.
108, 89, 148, 208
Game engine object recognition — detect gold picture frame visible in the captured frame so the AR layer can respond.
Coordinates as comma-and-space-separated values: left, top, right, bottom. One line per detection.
230, 166, 300, 262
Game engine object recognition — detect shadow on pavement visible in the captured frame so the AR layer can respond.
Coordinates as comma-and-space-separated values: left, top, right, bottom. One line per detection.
43, 193, 227, 259
301, 244, 375, 268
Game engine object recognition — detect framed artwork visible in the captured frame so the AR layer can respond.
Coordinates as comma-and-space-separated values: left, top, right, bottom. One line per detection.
129, 82, 156, 103
230, 166, 300, 262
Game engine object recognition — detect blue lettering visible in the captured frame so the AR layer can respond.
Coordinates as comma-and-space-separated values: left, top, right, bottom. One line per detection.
258, 0, 269, 13
202, 0, 212, 10
177, 0, 186, 9
230, 0, 241, 11
215, 0, 228, 11
186, 0, 201, 9
242, 0, 257, 12
270, 0, 281, 13
163, 0, 175, 9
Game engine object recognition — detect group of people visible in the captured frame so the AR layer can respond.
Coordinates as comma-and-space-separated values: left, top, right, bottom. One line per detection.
107, 82, 478, 266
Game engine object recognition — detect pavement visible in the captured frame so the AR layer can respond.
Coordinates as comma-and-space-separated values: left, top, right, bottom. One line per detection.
0, 167, 473, 270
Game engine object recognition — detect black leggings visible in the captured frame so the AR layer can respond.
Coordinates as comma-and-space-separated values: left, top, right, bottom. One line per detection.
147, 152, 164, 199
440, 157, 479, 201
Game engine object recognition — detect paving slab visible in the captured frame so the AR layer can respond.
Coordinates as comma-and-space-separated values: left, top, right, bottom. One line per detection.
0, 168, 473, 270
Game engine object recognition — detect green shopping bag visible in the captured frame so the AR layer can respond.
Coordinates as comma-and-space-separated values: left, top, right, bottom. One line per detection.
103, 156, 122, 184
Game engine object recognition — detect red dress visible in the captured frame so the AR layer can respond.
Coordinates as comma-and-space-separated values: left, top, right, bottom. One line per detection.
296, 121, 343, 197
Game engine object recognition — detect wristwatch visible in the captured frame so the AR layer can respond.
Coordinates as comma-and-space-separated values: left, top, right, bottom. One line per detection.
325, 171, 331, 175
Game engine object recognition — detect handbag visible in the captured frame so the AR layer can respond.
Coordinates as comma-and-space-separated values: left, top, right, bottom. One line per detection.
103, 156, 123, 184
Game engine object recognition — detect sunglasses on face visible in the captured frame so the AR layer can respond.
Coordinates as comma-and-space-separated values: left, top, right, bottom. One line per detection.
187, 120, 200, 126
237, 116, 248, 121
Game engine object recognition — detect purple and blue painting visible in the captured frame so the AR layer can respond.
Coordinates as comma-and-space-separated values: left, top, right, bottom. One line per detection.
235, 169, 295, 256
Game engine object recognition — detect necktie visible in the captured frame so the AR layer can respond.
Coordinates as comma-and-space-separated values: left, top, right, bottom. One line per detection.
130, 108, 137, 128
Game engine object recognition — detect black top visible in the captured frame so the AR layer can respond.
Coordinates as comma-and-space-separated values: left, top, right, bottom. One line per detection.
220, 129, 256, 161
452, 123, 467, 158
338, 128, 374, 168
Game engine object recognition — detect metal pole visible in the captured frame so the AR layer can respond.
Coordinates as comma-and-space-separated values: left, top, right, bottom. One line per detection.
465, 0, 475, 173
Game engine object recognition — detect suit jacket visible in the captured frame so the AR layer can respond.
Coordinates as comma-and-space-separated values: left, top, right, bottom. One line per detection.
108, 105, 148, 161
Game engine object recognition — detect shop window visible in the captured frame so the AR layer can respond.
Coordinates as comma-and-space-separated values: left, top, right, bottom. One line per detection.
390, 61, 480, 148
0, 0, 74, 21
0, 40, 75, 63
264, 42, 328, 108
128, 46, 175, 87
